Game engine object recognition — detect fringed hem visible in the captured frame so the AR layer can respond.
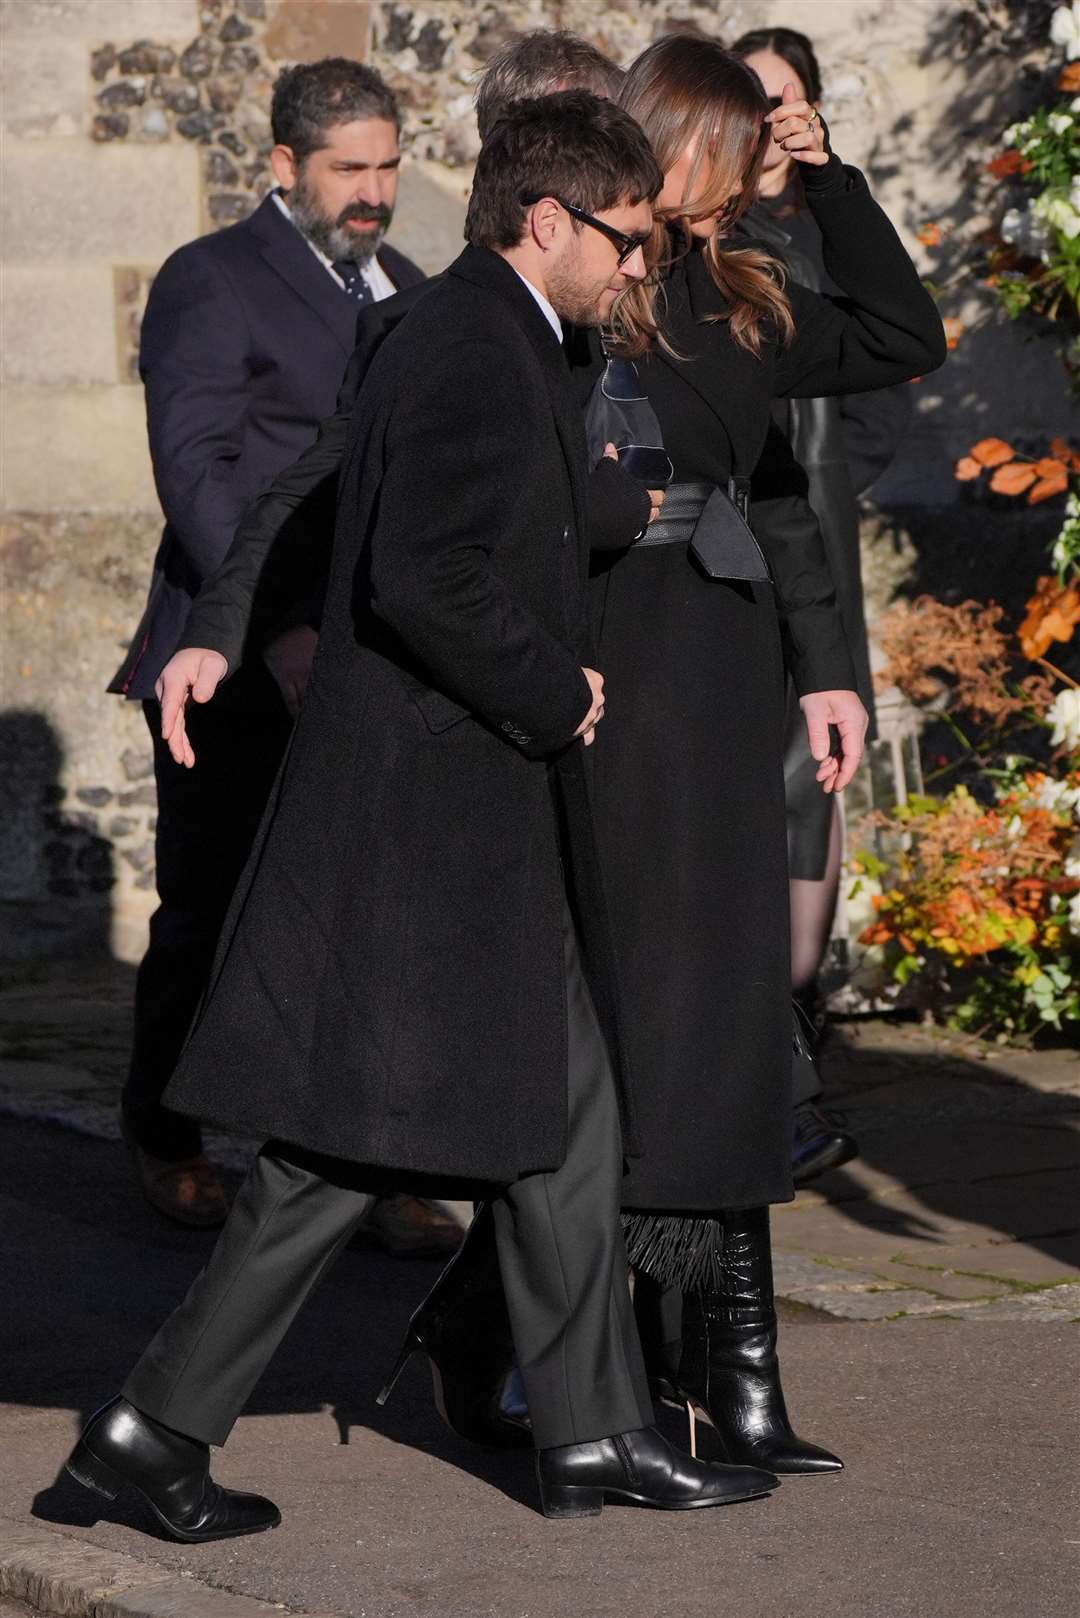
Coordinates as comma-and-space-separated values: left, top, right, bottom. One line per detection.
621, 1211, 724, 1294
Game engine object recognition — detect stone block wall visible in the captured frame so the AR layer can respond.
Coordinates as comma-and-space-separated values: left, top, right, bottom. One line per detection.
0, 0, 1071, 963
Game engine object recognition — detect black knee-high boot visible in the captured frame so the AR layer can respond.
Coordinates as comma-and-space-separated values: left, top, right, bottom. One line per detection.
675, 1207, 842, 1475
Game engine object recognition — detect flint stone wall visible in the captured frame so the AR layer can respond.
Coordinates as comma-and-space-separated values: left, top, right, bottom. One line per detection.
0, 0, 1071, 961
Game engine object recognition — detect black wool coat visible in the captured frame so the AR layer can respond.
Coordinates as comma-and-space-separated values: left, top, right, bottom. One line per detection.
164, 247, 630, 1184
567, 156, 946, 1211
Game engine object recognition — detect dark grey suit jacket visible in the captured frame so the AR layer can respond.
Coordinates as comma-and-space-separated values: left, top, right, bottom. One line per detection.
109, 194, 424, 703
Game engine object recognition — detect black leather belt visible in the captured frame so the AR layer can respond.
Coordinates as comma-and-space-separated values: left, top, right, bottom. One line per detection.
635, 478, 751, 547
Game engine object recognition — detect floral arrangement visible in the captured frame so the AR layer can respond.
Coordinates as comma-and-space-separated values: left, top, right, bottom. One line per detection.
918, 4, 1080, 383
984, 4, 1080, 372
852, 430, 1080, 1041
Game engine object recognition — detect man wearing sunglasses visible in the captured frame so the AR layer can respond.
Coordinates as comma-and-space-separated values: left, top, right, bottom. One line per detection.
64, 90, 779, 1542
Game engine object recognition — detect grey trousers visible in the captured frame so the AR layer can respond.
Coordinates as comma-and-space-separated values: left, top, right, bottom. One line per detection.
123, 912, 653, 1452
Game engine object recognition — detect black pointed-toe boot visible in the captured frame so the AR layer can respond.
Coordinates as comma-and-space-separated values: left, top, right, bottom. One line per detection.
65, 1397, 281, 1542
536, 1426, 777, 1518
377, 1204, 531, 1449
677, 1208, 843, 1475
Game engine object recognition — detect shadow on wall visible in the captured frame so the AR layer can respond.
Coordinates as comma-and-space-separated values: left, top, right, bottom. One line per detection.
0, 710, 115, 962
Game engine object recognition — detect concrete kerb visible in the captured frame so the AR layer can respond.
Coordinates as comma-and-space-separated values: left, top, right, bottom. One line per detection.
0, 1519, 341, 1618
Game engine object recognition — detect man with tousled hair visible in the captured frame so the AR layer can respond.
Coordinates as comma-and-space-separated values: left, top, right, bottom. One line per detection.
63, 91, 777, 1538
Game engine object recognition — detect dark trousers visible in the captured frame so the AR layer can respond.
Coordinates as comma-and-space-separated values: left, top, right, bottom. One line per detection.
122, 912, 653, 1451
122, 696, 292, 1159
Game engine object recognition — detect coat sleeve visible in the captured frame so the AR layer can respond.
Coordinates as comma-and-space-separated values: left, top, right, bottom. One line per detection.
138, 246, 255, 582
587, 458, 652, 551
837, 380, 914, 496
368, 338, 592, 757
751, 421, 857, 696
774, 157, 947, 399
177, 289, 429, 671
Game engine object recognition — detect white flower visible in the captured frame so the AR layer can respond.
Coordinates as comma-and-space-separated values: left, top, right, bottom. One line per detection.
1034, 191, 1080, 240
1001, 202, 1052, 255
1066, 492, 1080, 518
1003, 121, 1029, 147
1049, 111, 1075, 134
1068, 893, 1080, 935
1034, 775, 1080, 813
1072, 97, 1080, 112
1050, 2, 1080, 60
1072, 175, 1080, 210
1048, 688, 1080, 751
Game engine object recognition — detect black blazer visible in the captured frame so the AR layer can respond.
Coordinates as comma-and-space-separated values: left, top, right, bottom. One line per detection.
166, 246, 632, 1183
109, 194, 424, 702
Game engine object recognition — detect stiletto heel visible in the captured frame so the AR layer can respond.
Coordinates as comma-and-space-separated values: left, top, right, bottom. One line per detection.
685, 1399, 698, 1460
373, 1207, 531, 1448
65, 1441, 123, 1501
376, 1328, 422, 1406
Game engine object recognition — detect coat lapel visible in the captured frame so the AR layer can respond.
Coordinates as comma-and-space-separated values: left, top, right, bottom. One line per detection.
649, 246, 743, 468
247, 195, 357, 355
447, 247, 588, 546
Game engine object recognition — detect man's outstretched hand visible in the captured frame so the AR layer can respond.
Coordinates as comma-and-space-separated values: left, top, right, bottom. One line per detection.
155, 648, 229, 768
800, 689, 868, 794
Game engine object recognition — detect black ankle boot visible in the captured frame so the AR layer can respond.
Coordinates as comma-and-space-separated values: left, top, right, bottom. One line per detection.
677, 1208, 843, 1475
65, 1397, 281, 1542
378, 1204, 531, 1449
536, 1426, 777, 1518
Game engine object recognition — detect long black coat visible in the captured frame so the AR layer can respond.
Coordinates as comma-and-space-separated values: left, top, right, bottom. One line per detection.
570, 157, 946, 1211
164, 247, 628, 1184
109, 194, 423, 702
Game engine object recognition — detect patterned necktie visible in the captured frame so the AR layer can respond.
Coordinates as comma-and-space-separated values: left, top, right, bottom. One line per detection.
334, 260, 374, 306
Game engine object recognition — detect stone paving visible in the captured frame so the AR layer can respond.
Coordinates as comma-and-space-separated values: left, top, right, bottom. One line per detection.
2, 953, 1078, 1322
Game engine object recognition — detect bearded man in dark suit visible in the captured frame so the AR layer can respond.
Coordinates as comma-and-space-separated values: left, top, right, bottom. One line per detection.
110, 60, 448, 1248
65, 92, 777, 1539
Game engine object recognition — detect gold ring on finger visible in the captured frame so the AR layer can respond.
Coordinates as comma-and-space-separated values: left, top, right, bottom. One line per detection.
807, 106, 820, 128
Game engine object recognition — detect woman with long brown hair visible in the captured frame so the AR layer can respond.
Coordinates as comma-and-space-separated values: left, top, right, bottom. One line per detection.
567, 33, 946, 1472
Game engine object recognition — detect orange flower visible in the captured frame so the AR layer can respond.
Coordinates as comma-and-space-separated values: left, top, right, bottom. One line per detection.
1029, 472, 1070, 504
943, 317, 965, 350
989, 461, 1038, 495
986, 150, 1034, 178
1050, 437, 1080, 471
1019, 576, 1080, 660
969, 437, 1015, 467
917, 222, 942, 246
1059, 62, 1080, 92
954, 455, 982, 481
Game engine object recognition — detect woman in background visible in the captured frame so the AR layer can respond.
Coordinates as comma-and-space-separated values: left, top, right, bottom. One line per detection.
734, 29, 916, 1187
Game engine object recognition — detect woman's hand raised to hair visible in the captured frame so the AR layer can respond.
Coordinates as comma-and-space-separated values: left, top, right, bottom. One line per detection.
765, 81, 828, 167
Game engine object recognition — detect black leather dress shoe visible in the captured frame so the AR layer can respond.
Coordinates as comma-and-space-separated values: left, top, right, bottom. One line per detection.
536, 1426, 776, 1518
792, 1102, 858, 1186
65, 1398, 281, 1543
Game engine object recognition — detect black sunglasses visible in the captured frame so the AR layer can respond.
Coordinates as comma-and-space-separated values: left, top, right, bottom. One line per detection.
520, 194, 650, 267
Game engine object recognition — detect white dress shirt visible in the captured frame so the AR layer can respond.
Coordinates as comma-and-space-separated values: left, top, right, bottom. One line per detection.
512, 269, 564, 343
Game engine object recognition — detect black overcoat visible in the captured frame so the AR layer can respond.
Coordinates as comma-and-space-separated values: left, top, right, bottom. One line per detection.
164, 247, 629, 1184
568, 157, 946, 1211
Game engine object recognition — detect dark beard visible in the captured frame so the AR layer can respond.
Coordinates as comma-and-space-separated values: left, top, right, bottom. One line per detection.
287, 176, 392, 264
